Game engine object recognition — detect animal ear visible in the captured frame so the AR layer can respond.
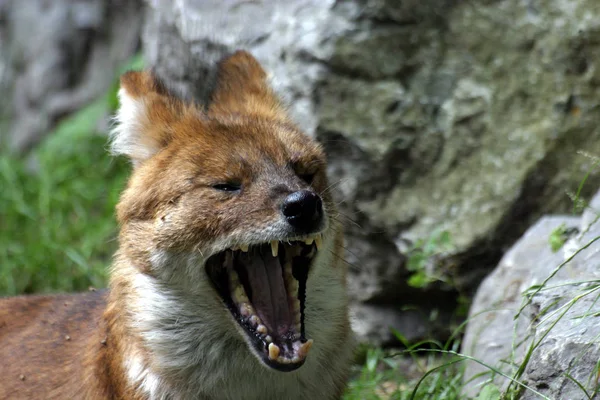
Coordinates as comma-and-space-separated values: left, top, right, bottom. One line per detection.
209, 51, 287, 121
110, 70, 186, 166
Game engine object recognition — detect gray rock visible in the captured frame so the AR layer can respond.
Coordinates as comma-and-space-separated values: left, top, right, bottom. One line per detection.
142, 0, 600, 344
0, 0, 143, 153
462, 190, 600, 399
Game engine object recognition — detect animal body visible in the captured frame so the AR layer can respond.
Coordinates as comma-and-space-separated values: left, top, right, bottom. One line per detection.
0, 51, 353, 400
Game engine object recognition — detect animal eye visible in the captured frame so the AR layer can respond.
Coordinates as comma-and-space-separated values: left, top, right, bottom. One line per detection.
212, 183, 242, 192
299, 173, 315, 185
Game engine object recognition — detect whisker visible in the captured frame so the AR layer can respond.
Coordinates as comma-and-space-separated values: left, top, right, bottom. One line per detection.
338, 244, 364, 265
330, 216, 361, 230
105, 235, 119, 244
331, 212, 362, 228
331, 199, 347, 207
330, 218, 388, 235
319, 178, 351, 196
327, 248, 363, 272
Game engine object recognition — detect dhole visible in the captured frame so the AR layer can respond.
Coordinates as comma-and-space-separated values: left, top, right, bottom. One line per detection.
0, 51, 353, 399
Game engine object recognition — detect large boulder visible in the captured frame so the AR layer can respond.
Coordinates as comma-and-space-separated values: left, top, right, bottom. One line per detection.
462, 190, 600, 399
0, 0, 143, 153
142, 0, 600, 344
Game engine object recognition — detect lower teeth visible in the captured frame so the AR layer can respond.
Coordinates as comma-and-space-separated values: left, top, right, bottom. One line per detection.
268, 343, 280, 360
267, 339, 313, 363
223, 242, 311, 365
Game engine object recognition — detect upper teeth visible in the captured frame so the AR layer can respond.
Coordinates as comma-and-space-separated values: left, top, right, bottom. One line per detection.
230, 234, 322, 253
314, 235, 322, 250
271, 240, 278, 257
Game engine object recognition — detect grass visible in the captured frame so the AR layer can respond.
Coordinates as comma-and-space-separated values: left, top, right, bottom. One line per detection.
346, 234, 600, 400
0, 97, 129, 295
0, 54, 143, 294
1, 55, 599, 400
344, 343, 467, 400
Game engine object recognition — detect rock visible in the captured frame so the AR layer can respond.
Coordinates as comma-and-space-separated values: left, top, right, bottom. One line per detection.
462, 189, 600, 399
0, 0, 143, 153
142, 0, 600, 344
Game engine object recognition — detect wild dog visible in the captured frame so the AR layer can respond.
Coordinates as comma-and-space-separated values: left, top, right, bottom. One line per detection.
0, 51, 353, 399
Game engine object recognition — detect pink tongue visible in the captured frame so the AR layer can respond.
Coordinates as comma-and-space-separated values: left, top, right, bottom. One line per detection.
243, 252, 291, 336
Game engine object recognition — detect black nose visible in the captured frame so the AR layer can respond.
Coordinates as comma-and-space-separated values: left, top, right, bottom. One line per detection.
281, 190, 323, 232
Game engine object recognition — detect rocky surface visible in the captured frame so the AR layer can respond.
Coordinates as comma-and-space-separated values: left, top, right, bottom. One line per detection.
142, 0, 600, 344
462, 191, 600, 399
0, 0, 143, 153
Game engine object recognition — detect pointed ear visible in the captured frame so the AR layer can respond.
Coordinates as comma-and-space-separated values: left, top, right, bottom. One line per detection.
209, 51, 287, 121
110, 70, 186, 166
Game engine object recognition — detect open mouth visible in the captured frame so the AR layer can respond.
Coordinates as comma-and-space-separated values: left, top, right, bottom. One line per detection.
205, 234, 322, 372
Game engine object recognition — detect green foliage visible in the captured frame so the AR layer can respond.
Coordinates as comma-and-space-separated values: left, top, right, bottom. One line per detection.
476, 385, 501, 400
406, 230, 454, 288
570, 150, 600, 214
548, 223, 569, 252
344, 346, 466, 400
0, 61, 134, 295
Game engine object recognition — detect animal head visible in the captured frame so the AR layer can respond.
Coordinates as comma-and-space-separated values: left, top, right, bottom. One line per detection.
110, 51, 338, 372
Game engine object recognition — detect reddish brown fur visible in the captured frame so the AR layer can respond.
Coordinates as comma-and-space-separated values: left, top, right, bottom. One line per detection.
0, 51, 351, 399
0, 291, 105, 399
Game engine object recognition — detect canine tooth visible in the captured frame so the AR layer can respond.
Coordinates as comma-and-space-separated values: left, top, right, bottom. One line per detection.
240, 244, 249, 252
304, 237, 314, 245
271, 240, 279, 257
314, 235, 322, 250
268, 343, 280, 360
250, 315, 261, 326
257, 324, 268, 334
265, 335, 273, 343
298, 339, 313, 358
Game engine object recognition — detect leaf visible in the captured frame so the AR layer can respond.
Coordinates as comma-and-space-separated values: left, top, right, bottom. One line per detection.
477, 384, 502, 400
408, 271, 430, 288
549, 223, 567, 253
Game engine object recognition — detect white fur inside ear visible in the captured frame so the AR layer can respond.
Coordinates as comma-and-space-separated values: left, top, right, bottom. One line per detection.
110, 88, 156, 165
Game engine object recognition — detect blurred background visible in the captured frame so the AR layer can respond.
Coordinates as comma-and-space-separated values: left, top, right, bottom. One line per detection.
2, 0, 600, 398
